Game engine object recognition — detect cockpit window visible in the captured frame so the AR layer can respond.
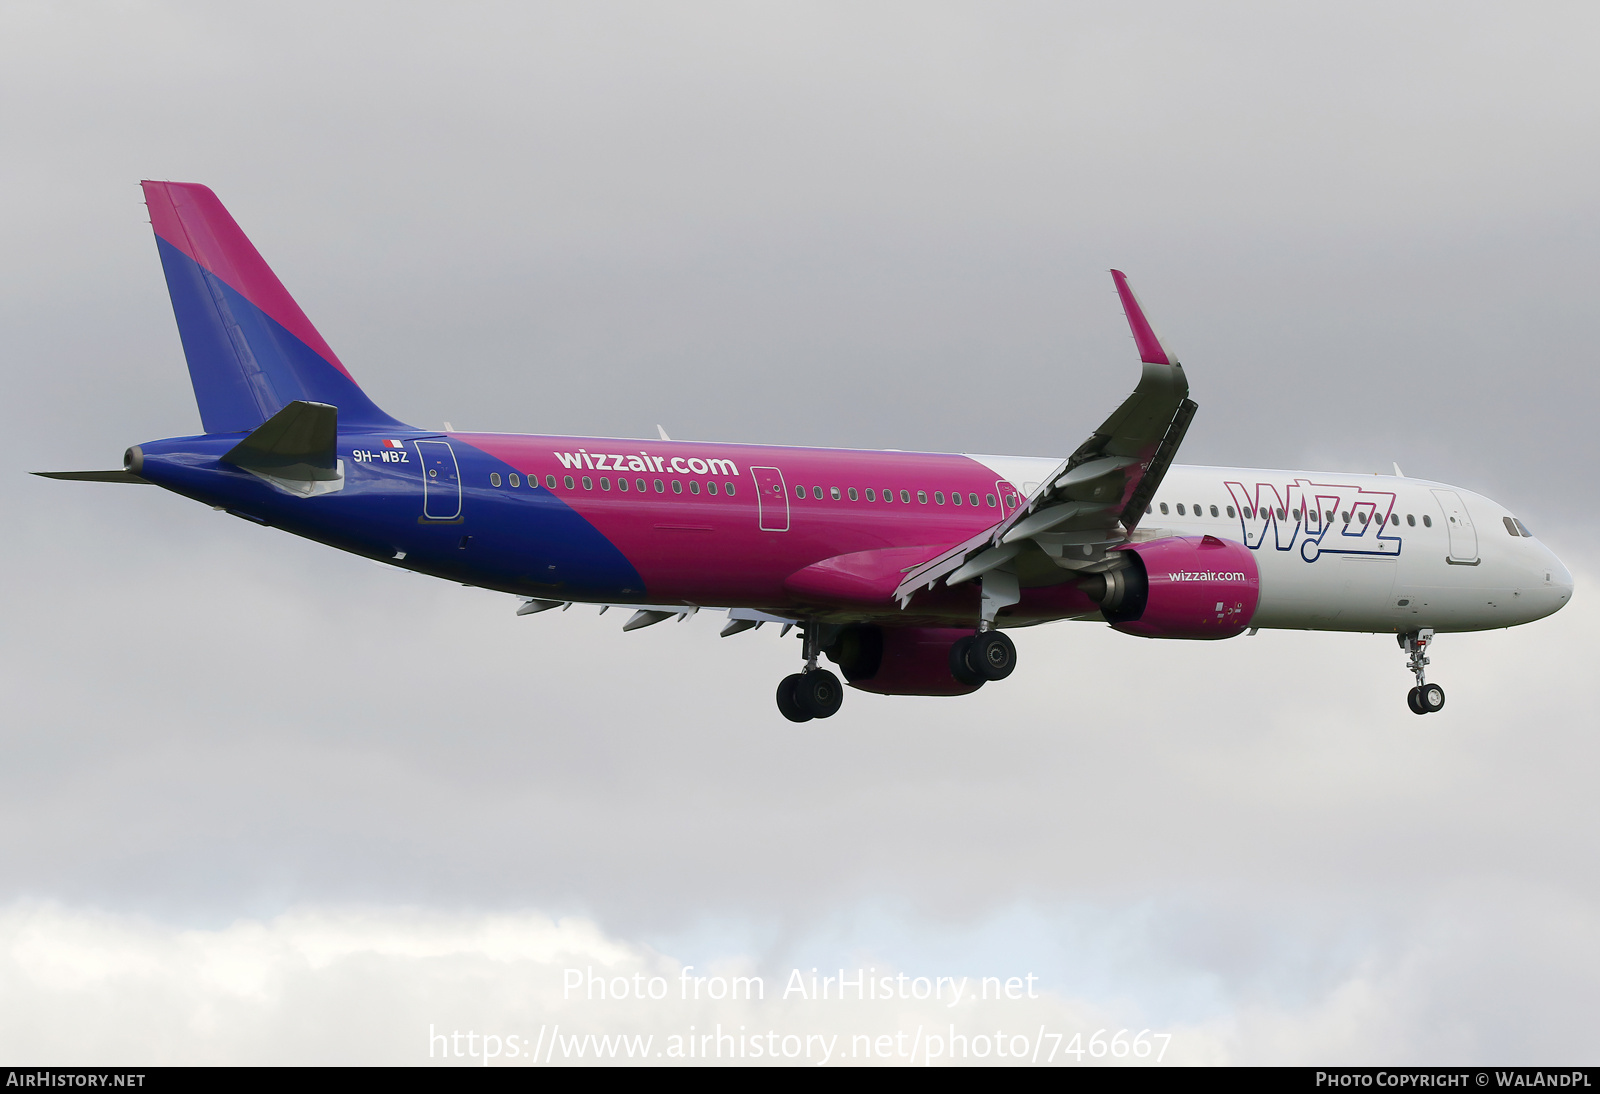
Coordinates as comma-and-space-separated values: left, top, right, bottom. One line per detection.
1515, 519, 1532, 537
1503, 516, 1520, 537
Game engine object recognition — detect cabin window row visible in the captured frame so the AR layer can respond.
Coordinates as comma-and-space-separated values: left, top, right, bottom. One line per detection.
489, 472, 736, 497
791, 485, 1017, 508
1146, 501, 1436, 528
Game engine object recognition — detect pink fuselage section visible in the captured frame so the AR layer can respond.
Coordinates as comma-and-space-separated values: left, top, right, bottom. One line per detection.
463, 433, 1099, 625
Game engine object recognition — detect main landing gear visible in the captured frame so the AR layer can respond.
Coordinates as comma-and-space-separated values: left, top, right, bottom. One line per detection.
949, 630, 1017, 687
776, 622, 844, 723
1399, 629, 1445, 715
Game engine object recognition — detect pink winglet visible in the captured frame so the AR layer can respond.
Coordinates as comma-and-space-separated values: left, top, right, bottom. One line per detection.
141, 181, 355, 382
1110, 269, 1177, 366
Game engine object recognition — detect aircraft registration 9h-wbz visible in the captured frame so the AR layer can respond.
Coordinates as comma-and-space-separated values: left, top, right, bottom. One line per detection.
39, 183, 1574, 721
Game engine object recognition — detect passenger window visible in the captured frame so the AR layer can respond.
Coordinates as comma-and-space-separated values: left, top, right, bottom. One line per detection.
1503, 516, 1519, 536
1406, 514, 1415, 526
1276, 509, 1285, 520
830, 487, 841, 500
636, 478, 646, 492
1005, 494, 1017, 508
795, 485, 805, 499
582, 476, 593, 490
1359, 512, 1368, 524
509, 473, 520, 487
707, 481, 718, 495
1210, 504, 1219, 517
1160, 502, 1169, 514
1176, 503, 1185, 515
1341, 511, 1349, 523
813, 486, 824, 500
865, 488, 875, 501
1194, 503, 1202, 516
689, 481, 701, 495
951, 491, 961, 506
600, 477, 610, 490
725, 482, 736, 496
564, 475, 575, 489
1227, 506, 1235, 518
917, 491, 927, 504
545, 475, 556, 489
934, 492, 945, 505
901, 490, 911, 503
1516, 519, 1531, 536
672, 480, 683, 494
848, 487, 858, 501
969, 493, 979, 506
1390, 513, 1399, 525
654, 479, 665, 493
1146, 505, 1153, 514
1423, 515, 1432, 527
617, 477, 629, 492
988, 494, 998, 507
490, 473, 502, 487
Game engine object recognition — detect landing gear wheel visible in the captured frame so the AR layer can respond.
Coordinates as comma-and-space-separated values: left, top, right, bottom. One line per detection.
949, 636, 986, 687
1418, 683, 1445, 714
793, 669, 844, 719
973, 631, 1017, 681
1407, 687, 1425, 715
776, 674, 813, 723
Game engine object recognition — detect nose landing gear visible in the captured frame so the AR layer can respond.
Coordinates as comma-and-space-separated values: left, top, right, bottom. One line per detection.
1399, 629, 1445, 715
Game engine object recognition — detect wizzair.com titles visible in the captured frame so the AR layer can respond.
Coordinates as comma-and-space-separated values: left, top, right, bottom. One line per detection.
555, 450, 738, 477
1166, 571, 1249, 582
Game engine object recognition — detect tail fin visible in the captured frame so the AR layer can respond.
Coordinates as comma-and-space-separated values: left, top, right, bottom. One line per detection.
141, 181, 408, 435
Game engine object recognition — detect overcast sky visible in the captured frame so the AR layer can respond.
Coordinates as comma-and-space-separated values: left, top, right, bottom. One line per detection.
3, 0, 1598, 1065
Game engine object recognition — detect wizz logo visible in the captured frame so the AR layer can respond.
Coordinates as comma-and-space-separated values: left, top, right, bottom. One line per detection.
1223, 478, 1401, 562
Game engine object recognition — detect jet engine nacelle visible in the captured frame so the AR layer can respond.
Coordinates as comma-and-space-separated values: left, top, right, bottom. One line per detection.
1080, 535, 1259, 640
826, 625, 983, 696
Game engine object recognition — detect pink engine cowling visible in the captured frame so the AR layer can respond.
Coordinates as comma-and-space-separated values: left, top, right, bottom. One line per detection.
1105, 535, 1259, 640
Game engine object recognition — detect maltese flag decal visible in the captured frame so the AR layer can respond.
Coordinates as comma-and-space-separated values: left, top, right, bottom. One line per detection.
381, 439, 407, 449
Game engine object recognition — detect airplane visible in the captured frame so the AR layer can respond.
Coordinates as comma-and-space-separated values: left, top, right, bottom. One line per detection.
36, 182, 1574, 721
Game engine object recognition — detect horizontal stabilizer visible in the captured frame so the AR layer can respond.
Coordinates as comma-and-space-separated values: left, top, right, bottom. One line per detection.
222, 400, 338, 481
32, 470, 151, 484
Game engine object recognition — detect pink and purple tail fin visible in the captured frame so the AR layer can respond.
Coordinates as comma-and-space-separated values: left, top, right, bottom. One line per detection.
142, 181, 408, 435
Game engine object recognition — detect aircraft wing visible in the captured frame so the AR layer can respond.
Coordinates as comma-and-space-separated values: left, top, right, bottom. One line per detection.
894, 270, 1197, 606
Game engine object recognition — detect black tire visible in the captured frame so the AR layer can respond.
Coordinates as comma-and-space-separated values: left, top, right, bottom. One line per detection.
776, 674, 813, 723
794, 669, 844, 719
1419, 683, 1445, 714
949, 636, 986, 686
973, 631, 1017, 681
1407, 686, 1425, 715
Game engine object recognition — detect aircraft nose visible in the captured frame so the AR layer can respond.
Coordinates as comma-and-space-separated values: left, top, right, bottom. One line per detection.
1542, 548, 1575, 615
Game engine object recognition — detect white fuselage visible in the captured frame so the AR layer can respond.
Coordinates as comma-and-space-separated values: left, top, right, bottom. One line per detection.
977, 456, 1574, 634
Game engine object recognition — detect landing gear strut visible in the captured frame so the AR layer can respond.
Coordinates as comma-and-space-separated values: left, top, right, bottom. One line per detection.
776, 622, 844, 722
1399, 629, 1445, 715
948, 571, 1022, 686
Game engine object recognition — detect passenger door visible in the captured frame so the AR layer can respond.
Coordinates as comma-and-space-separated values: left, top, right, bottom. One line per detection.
750, 466, 789, 531
1431, 488, 1478, 563
417, 440, 462, 521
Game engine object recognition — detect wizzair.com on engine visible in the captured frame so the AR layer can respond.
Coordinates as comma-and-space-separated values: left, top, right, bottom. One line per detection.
39, 181, 1573, 720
